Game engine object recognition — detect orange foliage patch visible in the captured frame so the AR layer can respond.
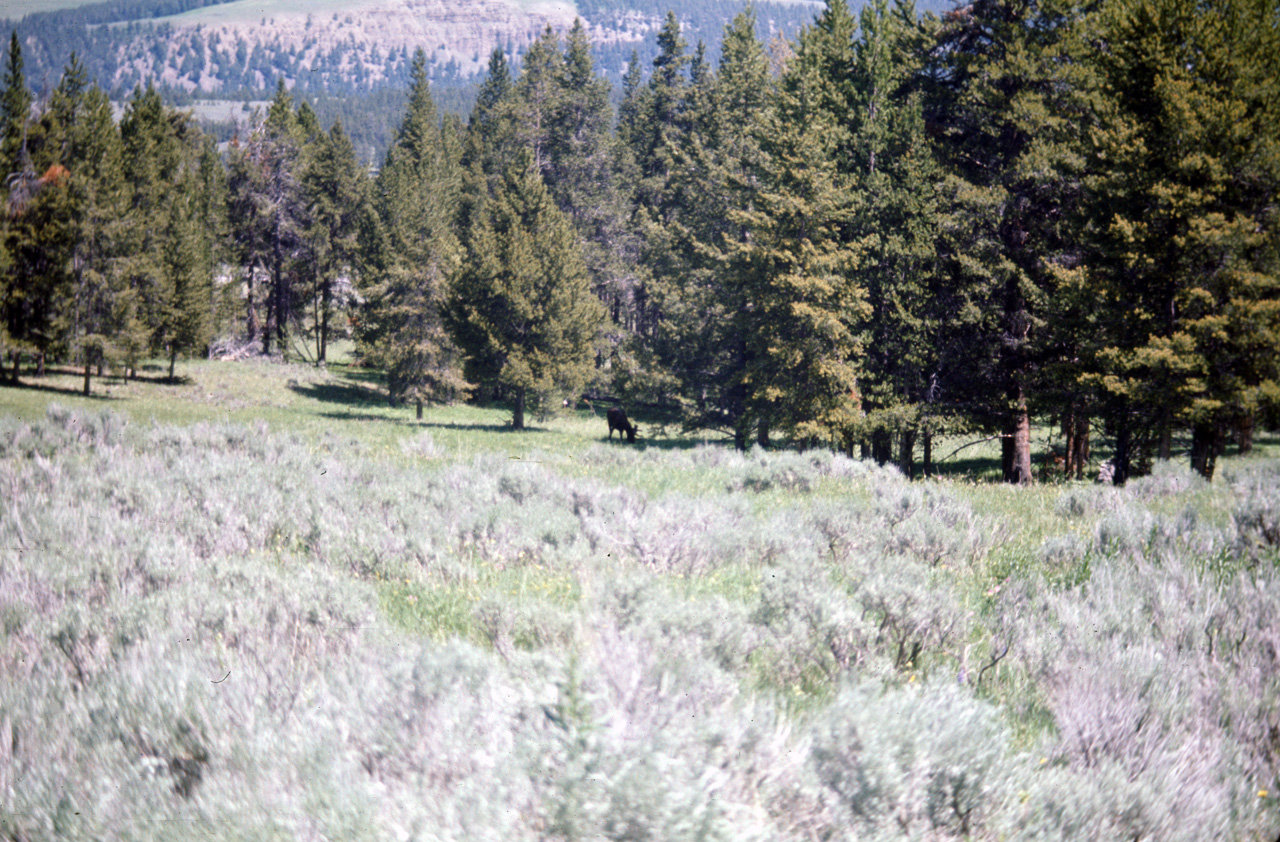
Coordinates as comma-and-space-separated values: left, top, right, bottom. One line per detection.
39, 164, 70, 185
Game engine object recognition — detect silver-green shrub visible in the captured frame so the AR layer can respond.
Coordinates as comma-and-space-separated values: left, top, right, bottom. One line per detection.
810, 680, 1015, 841
5, 410, 1279, 841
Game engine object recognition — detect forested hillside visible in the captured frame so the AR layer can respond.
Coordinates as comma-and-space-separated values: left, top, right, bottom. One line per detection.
2, 0, 1278, 485
3, 0, 839, 161
2, 0, 833, 98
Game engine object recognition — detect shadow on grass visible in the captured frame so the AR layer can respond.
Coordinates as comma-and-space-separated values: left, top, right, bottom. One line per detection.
416, 420, 549, 434
289, 380, 384, 408
6, 364, 193, 388
625, 435, 725, 452
332, 364, 387, 388
0, 377, 120, 401
317, 411, 416, 425
930, 456, 1005, 481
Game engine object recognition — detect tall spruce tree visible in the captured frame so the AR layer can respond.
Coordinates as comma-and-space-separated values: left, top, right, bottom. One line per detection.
846, 0, 946, 476
225, 126, 271, 348
159, 166, 213, 381
359, 49, 469, 416
118, 84, 179, 376
548, 21, 638, 337
647, 9, 775, 445
734, 10, 867, 450
449, 153, 603, 429
0, 31, 29, 179
0, 30, 33, 379
260, 80, 305, 358
302, 118, 366, 364
924, 0, 1095, 484
1083, 0, 1280, 480
59, 65, 130, 394
196, 136, 231, 346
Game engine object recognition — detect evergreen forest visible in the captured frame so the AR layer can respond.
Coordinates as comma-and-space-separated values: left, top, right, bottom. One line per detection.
2, 0, 1279, 484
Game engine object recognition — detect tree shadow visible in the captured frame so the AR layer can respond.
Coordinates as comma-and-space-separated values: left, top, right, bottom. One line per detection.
929, 455, 1005, 481
11, 364, 193, 387
332, 364, 387, 388
416, 420, 550, 434
0, 378, 120, 401
289, 379, 384, 408
317, 411, 408, 424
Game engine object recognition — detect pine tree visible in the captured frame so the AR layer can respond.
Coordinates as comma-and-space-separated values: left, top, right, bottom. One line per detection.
545, 21, 640, 376
159, 166, 213, 381
1082, 0, 1280, 480
731, 15, 867, 450
924, 0, 1096, 483
113, 84, 220, 380
302, 118, 366, 364
0, 30, 33, 380
846, 0, 946, 476
359, 49, 469, 417
260, 79, 305, 358
196, 136, 231, 345
60, 66, 130, 394
0, 31, 29, 178
647, 8, 775, 445
225, 127, 271, 348
449, 153, 603, 429
513, 26, 561, 178
623, 11, 693, 216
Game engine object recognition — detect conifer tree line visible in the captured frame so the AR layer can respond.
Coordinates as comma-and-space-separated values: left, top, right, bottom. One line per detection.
2, 0, 1278, 484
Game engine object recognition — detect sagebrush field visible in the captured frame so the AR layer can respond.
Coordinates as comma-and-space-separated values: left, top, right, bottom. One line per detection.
2, 358, 1279, 841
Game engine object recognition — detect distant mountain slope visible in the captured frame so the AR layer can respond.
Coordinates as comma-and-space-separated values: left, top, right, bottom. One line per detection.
1, 0, 952, 161
2, 0, 968, 101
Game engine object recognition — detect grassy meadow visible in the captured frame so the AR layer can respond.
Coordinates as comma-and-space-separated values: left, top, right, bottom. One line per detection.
2, 351, 1279, 841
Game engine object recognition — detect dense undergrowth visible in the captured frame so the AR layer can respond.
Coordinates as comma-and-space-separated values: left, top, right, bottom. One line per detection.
2, 404, 1278, 840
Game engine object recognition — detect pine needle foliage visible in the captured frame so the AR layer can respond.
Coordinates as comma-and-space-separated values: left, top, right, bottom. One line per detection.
450, 153, 604, 428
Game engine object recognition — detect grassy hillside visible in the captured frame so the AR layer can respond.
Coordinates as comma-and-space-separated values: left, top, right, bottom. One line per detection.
2, 354, 1279, 839
0, 0, 96, 19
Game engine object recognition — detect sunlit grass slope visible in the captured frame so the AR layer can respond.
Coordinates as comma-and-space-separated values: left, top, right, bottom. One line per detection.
2, 352, 1278, 840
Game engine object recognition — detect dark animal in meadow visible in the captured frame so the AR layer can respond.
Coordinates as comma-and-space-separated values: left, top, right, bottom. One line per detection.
607, 407, 638, 443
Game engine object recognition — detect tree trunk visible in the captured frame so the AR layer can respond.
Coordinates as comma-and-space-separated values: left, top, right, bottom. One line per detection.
1063, 408, 1078, 479
923, 431, 933, 478
1007, 391, 1032, 485
1158, 418, 1172, 460
272, 211, 287, 361
36, 353, 44, 378
168, 346, 177, 382
1113, 415, 1131, 486
1238, 412, 1254, 455
1190, 421, 1219, 481
899, 429, 916, 480
872, 430, 892, 466
83, 363, 91, 396
10, 351, 18, 384
416, 398, 423, 421
314, 287, 322, 363
1063, 405, 1090, 481
733, 416, 750, 452
1071, 416, 1090, 481
320, 277, 330, 364
757, 418, 770, 448
512, 387, 526, 430
262, 288, 274, 356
